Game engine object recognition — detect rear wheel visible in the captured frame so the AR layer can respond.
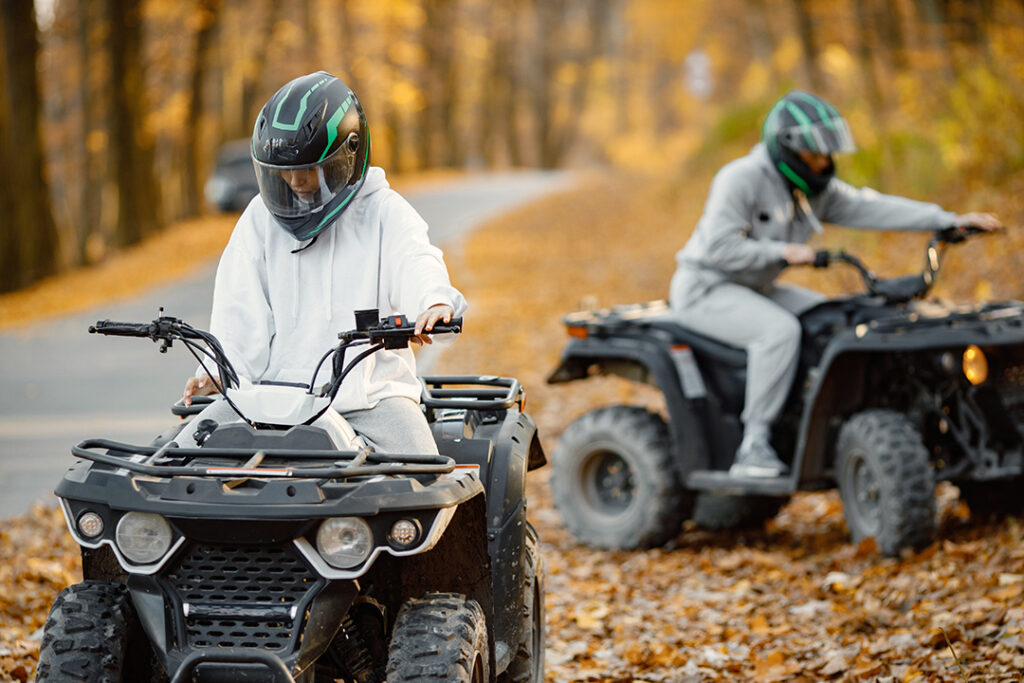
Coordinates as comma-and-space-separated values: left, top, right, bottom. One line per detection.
36, 581, 157, 682
386, 593, 488, 683
835, 410, 937, 556
551, 406, 688, 549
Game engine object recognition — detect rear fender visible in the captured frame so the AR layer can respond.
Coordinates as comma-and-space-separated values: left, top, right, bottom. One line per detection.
548, 336, 709, 475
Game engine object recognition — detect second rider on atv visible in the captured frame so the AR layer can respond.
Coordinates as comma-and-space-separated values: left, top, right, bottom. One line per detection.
669, 89, 1001, 479
182, 70, 466, 453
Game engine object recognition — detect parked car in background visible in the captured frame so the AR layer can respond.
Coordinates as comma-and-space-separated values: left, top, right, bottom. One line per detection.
204, 139, 259, 211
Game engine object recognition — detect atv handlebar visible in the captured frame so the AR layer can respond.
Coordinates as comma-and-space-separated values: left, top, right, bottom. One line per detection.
90, 308, 464, 426
803, 226, 994, 303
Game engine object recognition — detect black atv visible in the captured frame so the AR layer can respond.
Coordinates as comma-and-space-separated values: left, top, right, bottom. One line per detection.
547, 227, 1024, 556
36, 310, 546, 683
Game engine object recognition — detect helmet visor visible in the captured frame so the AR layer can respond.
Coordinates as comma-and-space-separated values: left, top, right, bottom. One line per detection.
253, 143, 356, 218
777, 117, 856, 155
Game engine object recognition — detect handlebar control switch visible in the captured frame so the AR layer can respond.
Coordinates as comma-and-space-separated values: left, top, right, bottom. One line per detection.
380, 315, 412, 350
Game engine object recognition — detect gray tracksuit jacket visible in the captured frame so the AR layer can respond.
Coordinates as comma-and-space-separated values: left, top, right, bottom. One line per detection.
672, 143, 959, 306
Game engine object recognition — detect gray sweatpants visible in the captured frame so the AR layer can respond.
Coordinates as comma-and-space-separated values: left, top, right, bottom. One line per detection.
343, 396, 439, 455
173, 395, 438, 455
669, 278, 822, 426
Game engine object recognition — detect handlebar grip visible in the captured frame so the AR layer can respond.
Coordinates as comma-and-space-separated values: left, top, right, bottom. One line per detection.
89, 320, 154, 337
427, 316, 463, 334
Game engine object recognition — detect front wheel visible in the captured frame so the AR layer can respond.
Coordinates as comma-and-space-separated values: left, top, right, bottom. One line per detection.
551, 406, 689, 549
36, 581, 157, 682
835, 410, 937, 556
386, 593, 488, 683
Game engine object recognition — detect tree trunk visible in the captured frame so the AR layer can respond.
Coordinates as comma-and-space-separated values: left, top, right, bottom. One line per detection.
0, 0, 61, 292
912, 0, 955, 82
182, 0, 221, 217
530, 0, 562, 168
76, 0, 101, 264
106, 0, 161, 247
790, 0, 824, 91
418, 0, 459, 169
481, 0, 520, 167
874, 0, 908, 73
236, 0, 278, 139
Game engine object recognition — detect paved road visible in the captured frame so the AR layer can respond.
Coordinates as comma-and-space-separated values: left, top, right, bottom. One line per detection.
0, 170, 570, 518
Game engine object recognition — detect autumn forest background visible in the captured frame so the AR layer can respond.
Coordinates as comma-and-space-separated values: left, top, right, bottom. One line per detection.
4, 0, 1024, 681
3, 0, 1024, 295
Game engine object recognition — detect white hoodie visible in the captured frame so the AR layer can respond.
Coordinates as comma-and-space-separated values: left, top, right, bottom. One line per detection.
205, 166, 467, 413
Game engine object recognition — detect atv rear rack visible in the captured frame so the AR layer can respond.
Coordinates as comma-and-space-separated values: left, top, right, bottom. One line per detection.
71, 438, 456, 479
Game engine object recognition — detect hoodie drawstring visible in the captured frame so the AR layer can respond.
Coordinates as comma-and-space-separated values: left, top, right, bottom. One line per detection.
328, 225, 336, 320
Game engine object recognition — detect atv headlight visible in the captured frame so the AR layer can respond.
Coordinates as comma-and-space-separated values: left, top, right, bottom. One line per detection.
316, 517, 374, 568
962, 345, 988, 385
115, 512, 173, 564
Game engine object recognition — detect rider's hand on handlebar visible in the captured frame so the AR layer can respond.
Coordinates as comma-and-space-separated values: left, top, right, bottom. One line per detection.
954, 212, 1002, 231
411, 303, 455, 346
183, 372, 220, 407
782, 243, 816, 266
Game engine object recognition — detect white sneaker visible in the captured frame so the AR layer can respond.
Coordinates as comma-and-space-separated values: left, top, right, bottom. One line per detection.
729, 438, 789, 478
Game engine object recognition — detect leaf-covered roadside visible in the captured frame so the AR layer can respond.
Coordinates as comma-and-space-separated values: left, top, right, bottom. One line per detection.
3, 169, 1024, 681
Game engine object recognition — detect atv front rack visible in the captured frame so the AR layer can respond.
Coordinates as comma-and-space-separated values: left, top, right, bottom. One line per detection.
420, 374, 524, 410
71, 439, 456, 479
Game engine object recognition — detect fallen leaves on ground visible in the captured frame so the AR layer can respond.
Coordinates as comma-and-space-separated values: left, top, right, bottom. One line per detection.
3, 168, 1024, 681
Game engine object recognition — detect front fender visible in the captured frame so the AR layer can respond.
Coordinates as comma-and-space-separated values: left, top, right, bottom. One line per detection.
793, 314, 1024, 481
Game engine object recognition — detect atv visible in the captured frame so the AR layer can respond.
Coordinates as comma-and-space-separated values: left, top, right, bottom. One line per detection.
547, 227, 1024, 556
36, 310, 546, 683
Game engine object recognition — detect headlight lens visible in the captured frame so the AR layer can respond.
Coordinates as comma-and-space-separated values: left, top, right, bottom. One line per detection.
316, 517, 374, 568
77, 511, 104, 538
962, 345, 988, 385
388, 519, 421, 549
115, 512, 173, 564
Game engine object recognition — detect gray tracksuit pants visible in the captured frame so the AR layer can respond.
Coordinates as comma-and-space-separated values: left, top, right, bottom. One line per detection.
669, 277, 822, 426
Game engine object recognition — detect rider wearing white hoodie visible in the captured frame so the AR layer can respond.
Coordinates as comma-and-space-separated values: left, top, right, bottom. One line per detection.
182, 72, 466, 454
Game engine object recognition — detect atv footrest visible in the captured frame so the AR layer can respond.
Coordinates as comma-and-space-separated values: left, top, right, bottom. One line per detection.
686, 469, 795, 496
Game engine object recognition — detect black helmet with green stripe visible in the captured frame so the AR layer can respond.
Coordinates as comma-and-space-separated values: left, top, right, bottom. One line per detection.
762, 90, 854, 196
251, 71, 370, 242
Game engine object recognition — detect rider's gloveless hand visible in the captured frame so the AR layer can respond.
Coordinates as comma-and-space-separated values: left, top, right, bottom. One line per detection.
955, 212, 1002, 231
411, 304, 454, 346
183, 372, 219, 407
782, 243, 816, 265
